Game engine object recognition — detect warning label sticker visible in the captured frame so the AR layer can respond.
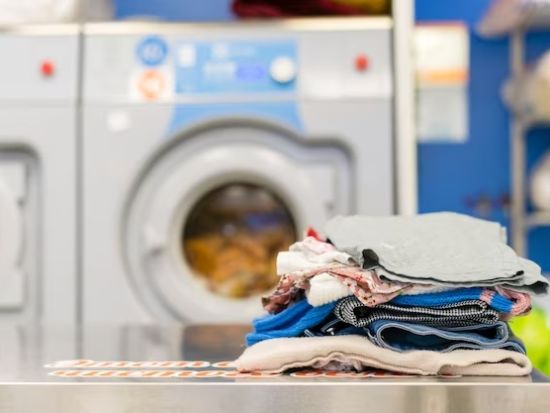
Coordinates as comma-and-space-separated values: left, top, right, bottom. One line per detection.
45, 359, 424, 379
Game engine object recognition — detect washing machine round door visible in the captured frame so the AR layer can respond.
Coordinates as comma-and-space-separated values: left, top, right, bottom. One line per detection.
0, 175, 23, 306
124, 122, 336, 322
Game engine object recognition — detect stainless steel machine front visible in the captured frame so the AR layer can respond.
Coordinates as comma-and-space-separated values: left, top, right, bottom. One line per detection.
0, 324, 548, 413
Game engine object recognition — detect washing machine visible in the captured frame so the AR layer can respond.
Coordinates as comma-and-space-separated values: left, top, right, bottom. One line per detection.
0, 25, 78, 322
82, 16, 416, 323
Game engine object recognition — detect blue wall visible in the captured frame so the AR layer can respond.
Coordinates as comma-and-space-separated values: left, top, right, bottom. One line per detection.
113, 0, 550, 269
416, 0, 510, 222
416, 0, 550, 270
113, 0, 233, 21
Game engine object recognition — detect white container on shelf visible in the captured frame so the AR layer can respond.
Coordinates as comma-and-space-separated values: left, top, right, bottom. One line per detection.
531, 150, 550, 211
478, 0, 550, 37
503, 51, 550, 123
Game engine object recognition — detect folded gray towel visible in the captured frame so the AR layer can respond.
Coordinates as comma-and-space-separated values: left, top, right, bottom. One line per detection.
324, 213, 548, 294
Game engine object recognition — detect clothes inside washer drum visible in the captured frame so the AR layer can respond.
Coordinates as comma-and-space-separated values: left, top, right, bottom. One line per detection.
234, 335, 532, 376
334, 296, 501, 328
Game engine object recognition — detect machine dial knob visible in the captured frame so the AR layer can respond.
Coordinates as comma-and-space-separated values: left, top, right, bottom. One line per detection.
269, 56, 296, 84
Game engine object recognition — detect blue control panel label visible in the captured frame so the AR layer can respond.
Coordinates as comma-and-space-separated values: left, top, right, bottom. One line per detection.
174, 40, 297, 94
136, 36, 169, 67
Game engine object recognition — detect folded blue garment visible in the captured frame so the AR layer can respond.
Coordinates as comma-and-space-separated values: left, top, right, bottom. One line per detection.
246, 300, 336, 346
253, 299, 311, 333
303, 314, 526, 353
391, 288, 514, 314
365, 319, 526, 353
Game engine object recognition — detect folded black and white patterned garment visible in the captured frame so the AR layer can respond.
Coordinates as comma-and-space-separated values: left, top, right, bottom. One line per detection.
334, 296, 501, 328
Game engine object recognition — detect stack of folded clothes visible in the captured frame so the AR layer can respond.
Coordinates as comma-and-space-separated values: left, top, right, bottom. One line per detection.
235, 212, 549, 376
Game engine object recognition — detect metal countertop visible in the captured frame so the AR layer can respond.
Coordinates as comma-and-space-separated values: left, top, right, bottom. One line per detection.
0, 324, 549, 412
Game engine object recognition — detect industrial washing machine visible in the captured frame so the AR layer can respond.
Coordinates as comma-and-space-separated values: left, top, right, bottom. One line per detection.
81, 16, 416, 323
0, 24, 78, 323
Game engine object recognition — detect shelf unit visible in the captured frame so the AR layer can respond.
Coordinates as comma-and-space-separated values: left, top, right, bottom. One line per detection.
509, 28, 550, 256
510, 29, 526, 255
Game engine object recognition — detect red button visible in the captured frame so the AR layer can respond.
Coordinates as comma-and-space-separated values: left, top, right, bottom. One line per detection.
355, 54, 369, 72
40, 60, 55, 77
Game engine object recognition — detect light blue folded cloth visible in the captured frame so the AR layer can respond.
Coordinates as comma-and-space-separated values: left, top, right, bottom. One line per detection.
365, 319, 526, 353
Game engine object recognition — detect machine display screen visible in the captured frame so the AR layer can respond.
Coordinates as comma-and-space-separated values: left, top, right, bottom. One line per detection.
174, 40, 297, 94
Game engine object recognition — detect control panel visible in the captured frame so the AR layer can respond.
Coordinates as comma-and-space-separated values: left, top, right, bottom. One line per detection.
173, 41, 297, 94
84, 21, 393, 102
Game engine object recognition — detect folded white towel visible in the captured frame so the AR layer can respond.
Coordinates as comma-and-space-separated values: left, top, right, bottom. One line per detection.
306, 273, 352, 306
234, 335, 532, 376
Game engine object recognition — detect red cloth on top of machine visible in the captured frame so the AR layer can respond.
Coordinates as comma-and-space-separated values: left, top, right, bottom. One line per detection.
232, 0, 363, 18
305, 226, 325, 242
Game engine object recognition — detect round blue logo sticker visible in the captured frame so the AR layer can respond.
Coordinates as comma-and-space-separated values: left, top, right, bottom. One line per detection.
136, 36, 168, 67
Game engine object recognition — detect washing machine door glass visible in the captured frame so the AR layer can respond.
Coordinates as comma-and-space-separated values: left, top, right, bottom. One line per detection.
125, 120, 353, 322
183, 183, 296, 299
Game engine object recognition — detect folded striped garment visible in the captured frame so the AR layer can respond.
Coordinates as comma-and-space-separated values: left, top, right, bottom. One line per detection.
335, 296, 501, 328
390, 287, 531, 316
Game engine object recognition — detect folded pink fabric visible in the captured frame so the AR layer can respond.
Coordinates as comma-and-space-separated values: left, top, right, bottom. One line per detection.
496, 287, 532, 316
263, 266, 412, 314
263, 264, 532, 315
234, 335, 532, 376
